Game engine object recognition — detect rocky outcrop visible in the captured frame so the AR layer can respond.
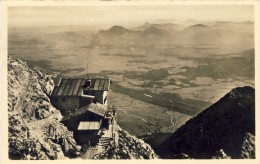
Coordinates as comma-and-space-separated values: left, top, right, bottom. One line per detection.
8, 57, 80, 159
212, 149, 231, 159
94, 127, 159, 159
240, 133, 255, 159
156, 86, 255, 159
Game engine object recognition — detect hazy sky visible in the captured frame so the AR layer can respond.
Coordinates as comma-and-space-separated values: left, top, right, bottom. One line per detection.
9, 5, 254, 29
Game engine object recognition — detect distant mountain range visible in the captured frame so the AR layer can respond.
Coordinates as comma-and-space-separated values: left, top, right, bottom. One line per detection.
156, 86, 255, 159
132, 23, 183, 34
90, 21, 253, 47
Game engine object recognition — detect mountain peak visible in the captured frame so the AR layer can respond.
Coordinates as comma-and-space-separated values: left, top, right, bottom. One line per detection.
191, 24, 210, 28
156, 86, 255, 159
182, 24, 210, 32
144, 22, 151, 26
228, 86, 254, 100
241, 20, 254, 24
107, 26, 130, 35
143, 26, 166, 35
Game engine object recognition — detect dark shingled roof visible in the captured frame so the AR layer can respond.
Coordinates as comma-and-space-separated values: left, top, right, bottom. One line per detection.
61, 103, 107, 122
51, 78, 110, 97
86, 103, 107, 117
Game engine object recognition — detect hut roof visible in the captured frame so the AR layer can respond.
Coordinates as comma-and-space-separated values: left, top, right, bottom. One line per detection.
61, 103, 107, 122
51, 78, 110, 97
87, 103, 107, 117
78, 121, 100, 130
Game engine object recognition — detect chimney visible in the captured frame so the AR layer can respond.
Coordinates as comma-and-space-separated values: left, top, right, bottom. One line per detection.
85, 80, 91, 88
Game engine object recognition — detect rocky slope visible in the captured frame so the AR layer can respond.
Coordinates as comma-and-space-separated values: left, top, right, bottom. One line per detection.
8, 57, 80, 159
94, 127, 158, 159
156, 86, 255, 159
8, 56, 159, 160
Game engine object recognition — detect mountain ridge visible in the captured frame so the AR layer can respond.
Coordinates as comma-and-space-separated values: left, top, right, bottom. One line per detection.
8, 56, 80, 159
156, 86, 255, 159
90, 21, 254, 47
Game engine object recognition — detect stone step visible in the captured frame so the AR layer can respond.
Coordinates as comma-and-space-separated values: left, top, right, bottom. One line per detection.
100, 138, 112, 141
98, 141, 110, 145
99, 140, 110, 144
97, 143, 110, 147
97, 145, 108, 149
100, 138, 111, 141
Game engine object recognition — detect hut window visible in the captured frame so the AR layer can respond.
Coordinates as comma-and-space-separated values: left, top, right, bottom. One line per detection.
104, 96, 107, 104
